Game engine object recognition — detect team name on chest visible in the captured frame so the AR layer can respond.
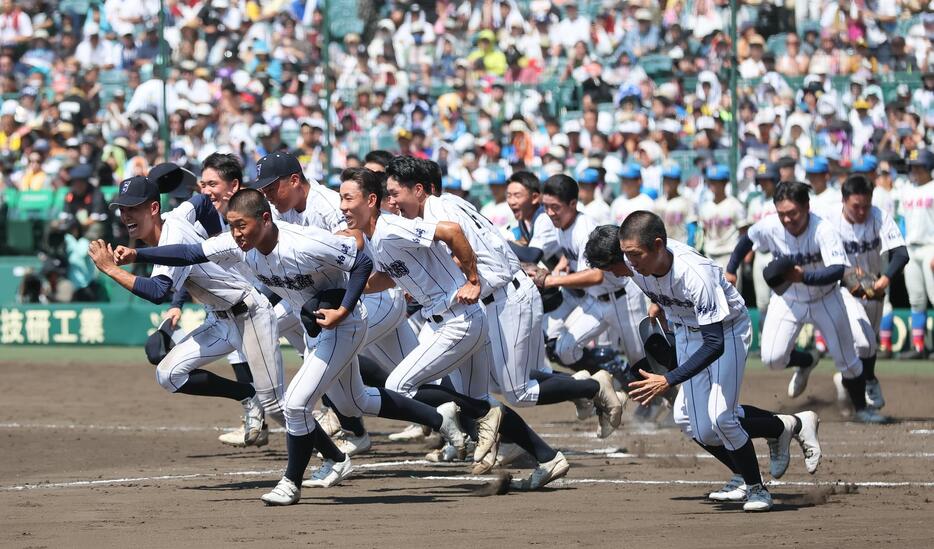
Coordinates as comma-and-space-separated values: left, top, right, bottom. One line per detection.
843, 237, 881, 255
256, 273, 316, 291
774, 250, 822, 266
902, 197, 934, 210
379, 260, 410, 278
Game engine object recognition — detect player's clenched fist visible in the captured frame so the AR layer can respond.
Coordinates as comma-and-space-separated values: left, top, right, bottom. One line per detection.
455, 280, 481, 304
113, 245, 137, 265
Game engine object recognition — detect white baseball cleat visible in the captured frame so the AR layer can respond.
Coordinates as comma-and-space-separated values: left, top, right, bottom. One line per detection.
436, 402, 467, 454
591, 371, 622, 438
865, 379, 885, 409
241, 394, 265, 445
388, 423, 431, 442
793, 411, 821, 474
510, 451, 570, 490
219, 421, 269, 448
571, 371, 596, 420
335, 432, 371, 457
261, 477, 300, 506
832, 372, 848, 404
471, 445, 497, 474
767, 415, 797, 479
302, 455, 353, 488
854, 407, 887, 424
743, 484, 773, 512
474, 405, 503, 462
425, 442, 467, 462
708, 475, 747, 501
313, 407, 343, 437
787, 351, 819, 398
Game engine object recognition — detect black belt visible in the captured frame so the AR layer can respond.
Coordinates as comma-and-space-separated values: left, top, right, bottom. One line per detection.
481, 277, 521, 305
672, 322, 700, 332
596, 287, 627, 302
267, 293, 282, 306
431, 314, 444, 323
215, 300, 249, 319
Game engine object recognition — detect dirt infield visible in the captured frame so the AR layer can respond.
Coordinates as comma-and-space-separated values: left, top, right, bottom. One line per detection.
1, 350, 933, 548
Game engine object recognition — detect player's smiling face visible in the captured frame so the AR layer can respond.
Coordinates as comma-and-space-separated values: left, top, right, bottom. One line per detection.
339, 180, 377, 230
506, 182, 538, 221
119, 200, 160, 243
226, 210, 265, 251
776, 199, 809, 236
541, 194, 577, 229
199, 168, 238, 215
385, 176, 423, 219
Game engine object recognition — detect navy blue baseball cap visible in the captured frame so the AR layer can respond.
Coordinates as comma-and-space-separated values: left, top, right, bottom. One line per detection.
755, 162, 779, 181
906, 149, 934, 169
149, 162, 197, 194
252, 151, 303, 189
111, 176, 160, 209
68, 163, 94, 181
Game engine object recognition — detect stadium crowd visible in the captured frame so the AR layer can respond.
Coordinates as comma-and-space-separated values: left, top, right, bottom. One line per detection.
1, 0, 933, 328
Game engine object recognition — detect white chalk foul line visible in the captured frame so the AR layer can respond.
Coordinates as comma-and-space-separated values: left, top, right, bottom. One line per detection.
416, 476, 934, 488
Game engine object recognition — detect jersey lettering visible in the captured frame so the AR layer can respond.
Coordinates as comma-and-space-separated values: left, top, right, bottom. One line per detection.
380, 260, 410, 278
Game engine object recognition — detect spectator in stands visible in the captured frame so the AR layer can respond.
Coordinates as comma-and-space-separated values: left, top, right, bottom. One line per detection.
62, 164, 107, 230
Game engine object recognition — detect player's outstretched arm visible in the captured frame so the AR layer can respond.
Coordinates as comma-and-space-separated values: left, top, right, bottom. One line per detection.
434, 221, 481, 304
541, 267, 604, 289
116, 243, 210, 267
88, 240, 174, 304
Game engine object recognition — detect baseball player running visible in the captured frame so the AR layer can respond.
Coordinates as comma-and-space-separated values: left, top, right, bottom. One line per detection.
539, 174, 647, 372
614, 211, 774, 511
117, 187, 469, 505
825, 174, 908, 414
87, 175, 282, 447
505, 171, 562, 265
341, 167, 571, 490
585, 221, 821, 508
896, 149, 934, 359
726, 181, 882, 423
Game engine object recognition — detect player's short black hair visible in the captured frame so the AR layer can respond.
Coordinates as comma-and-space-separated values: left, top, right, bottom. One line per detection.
584, 225, 627, 269
618, 210, 667, 249
385, 155, 429, 192
507, 170, 541, 194
842, 174, 874, 198
340, 167, 384, 205
201, 152, 243, 184
773, 180, 811, 206
228, 188, 271, 219
364, 150, 394, 168
542, 174, 578, 204
420, 158, 443, 196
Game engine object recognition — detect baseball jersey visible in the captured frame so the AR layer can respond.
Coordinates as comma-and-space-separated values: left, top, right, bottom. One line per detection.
626, 239, 746, 329
521, 206, 561, 262
271, 181, 347, 232
610, 193, 655, 225
810, 187, 843, 217
200, 221, 358, 311
898, 181, 934, 246
582, 198, 613, 225
480, 200, 516, 232
654, 195, 695, 244
423, 195, 519, 296
369, 213, 466, 319
699, 196, 745, 257
745, 191, 777, 226
153, 210, 252, 311
825, 205, 905, 277
747, 213, 850, 302
871, 186, 897, 219
557, 211, 627, 298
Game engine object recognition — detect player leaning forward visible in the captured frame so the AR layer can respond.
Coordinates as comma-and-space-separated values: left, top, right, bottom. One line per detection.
616, 211, 780, 511
726, 181, 883, 423
115, 187, 469, 505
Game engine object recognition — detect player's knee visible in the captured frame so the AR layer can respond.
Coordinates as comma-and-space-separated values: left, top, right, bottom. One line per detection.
693, 426, 720, 447
555, 336, 583, 366
155, 366, 180, 393
711, 413, 745, 448
761, 352, 787, 371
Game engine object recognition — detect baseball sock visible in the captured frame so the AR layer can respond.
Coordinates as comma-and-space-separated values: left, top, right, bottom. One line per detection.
879, 314, 894, 351
862, 355, 877, 381
536, 375, 599, 404
787, 349, 815, 369
414, 385, 491, 418
841, 373, 868, 411
376, 388, 442, 430
359, 355, 389, 388
230, 362, 253, 384
176, 370, 255, 401
910, 312, 926, 351
310, 425, 346, 462
739, 415, 784, 439
727, 440, 763, 488
284, 433, 316, 485
322, 395, 366, 437
693, 440, 738, 474
530, 370, 570, 381
498, 407, 558, 463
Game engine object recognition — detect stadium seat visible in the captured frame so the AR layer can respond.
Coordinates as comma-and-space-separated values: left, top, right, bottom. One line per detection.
9, 190, 55, 221
638, 54, 673, 78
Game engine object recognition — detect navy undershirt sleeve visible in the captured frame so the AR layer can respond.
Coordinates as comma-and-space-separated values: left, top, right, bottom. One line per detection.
802, 264, 845, 286
131, 274, 174, 304
188, 195, 222, 236
135, 244, 209, 266
663, 322, 725, 386
885, 246, 909, 279
726, 234, 753, 274
170, 286, 190, 309
340, 250, 373, 311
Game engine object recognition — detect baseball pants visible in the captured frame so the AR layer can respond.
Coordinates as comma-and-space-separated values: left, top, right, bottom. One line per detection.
157, 290, 286, 424
711, 253, 740, 295
671, 316, 752, 450
905, 244, 934, 312
282, 305, 369, 436
752, 250, 772, 324
840, 288, 878, 359
760, 291, 863, 379
225, 299, 306, 365
360, 289, 419, 371
485, 275, 544, 407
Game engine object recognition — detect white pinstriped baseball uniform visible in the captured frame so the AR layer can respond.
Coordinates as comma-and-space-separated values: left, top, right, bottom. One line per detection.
747, 213, 863, 378
201, 222, 375, 436
626, 239, 751, 451
545, 211, 646, 366
152, 209, 287, 425
424, 194, 545, 406
369, 213, 491, 401
897, 180, 934, 312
